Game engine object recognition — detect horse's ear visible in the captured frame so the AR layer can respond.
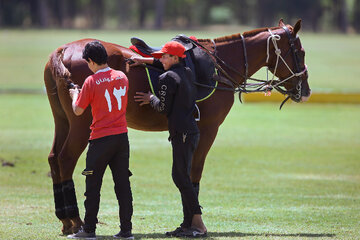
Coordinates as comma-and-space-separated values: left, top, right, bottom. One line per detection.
278, 19, 285, 27
294, 19, 302, 35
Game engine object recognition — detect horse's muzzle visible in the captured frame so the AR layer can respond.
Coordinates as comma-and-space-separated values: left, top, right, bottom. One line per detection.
301, 89, 311, 102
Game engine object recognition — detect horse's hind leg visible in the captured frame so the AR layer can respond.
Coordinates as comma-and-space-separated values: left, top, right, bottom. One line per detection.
57, 116, 91, 233
52, 72, 92, 233
49, 122, 74, 234
45, 65, 74, 234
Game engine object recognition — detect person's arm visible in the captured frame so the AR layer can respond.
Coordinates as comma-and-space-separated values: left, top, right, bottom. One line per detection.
129, 56, 164, 70
152, 59, 164, 69
149, 94, 164, 113
129, 56, 154, 66
69, 87, 85, 116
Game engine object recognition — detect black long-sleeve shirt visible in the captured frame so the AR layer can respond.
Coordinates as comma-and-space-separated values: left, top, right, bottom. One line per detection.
149, 60, 199, 139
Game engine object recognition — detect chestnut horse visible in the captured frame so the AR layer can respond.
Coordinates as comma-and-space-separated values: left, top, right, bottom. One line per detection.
44, 19, 310, 234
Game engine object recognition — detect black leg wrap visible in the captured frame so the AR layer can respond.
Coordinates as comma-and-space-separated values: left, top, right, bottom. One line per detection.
53, 183, 66, 220
62, 179, 79, 219
192, 182, 200, 197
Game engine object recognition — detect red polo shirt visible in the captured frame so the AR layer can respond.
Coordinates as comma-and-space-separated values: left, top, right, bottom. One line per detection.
76, 67, 129, 140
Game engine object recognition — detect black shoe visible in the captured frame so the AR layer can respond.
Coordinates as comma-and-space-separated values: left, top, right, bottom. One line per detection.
113, 230, 134, 239
165, 227, 185, 237
175, 227, 207, 238
67, 226, 96, 239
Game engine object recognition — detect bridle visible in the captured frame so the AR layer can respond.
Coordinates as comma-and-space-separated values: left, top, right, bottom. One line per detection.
265, 26, 308, 108
187, 26, 308, 108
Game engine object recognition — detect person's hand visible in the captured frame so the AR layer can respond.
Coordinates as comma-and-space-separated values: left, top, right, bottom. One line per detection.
134, 91, 152, 106
128, 56, 144, 67
69, 87, 79, 100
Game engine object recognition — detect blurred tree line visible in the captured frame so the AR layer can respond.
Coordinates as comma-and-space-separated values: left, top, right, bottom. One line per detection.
1, 0, 360, 33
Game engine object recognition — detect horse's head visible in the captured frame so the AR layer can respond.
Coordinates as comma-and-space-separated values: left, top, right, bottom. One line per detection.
267, 19, 311, 103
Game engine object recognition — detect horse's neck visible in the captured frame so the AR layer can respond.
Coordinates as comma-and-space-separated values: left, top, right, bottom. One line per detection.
215, 31, 270, 85
244, 32, 270, 77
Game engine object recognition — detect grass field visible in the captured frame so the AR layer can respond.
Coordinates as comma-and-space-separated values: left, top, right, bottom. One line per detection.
0, 29, 360, 92
0, 93, 359, 240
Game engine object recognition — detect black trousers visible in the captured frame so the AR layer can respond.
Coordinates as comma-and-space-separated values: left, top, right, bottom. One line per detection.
171, 132, 201, 228
83, 133, 133, 233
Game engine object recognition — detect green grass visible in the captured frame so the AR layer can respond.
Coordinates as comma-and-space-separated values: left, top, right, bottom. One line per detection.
0, 30, 360, 92
0, 94, 359, 239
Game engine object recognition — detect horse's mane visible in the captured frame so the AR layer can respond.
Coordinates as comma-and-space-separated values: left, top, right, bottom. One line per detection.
198, 26, 284, 44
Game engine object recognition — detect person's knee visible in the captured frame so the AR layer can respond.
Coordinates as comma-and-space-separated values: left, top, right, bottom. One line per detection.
114, 182, 130, 193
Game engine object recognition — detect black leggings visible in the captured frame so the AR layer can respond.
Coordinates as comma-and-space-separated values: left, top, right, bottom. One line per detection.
83, 133, 133, 233
171, 132, 201, 228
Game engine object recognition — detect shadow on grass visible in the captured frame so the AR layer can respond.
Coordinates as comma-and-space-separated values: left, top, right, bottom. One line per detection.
94, 232, 336, 239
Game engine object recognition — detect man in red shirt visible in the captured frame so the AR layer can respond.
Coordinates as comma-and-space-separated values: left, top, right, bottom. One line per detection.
68, 41, 133, 240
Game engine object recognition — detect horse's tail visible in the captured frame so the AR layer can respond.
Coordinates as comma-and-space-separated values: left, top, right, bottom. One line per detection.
49, 47, 74, 88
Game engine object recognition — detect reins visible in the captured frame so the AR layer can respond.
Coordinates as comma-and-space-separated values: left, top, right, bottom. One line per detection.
187, 27, 308, 108
189, 38, 244, 90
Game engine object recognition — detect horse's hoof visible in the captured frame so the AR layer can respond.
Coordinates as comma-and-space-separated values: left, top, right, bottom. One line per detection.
61, 226, 73, 235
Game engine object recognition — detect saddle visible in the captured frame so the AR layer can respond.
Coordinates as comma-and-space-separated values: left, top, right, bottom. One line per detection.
130, 35, 196, 55
130, 35, 218, 102
129, 38, 160, 57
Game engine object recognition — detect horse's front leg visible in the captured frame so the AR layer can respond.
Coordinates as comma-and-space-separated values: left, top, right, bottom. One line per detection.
190, 124, 220, 197
190, 91, 234, 196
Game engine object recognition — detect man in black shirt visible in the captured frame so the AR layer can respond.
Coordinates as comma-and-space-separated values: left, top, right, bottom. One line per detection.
133, 41, 207, 237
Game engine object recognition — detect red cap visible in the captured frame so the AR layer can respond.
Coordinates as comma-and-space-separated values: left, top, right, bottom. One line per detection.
152, 41, 186, 59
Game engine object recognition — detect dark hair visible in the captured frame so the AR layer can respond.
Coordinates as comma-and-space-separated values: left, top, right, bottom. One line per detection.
82, 41, 108, 65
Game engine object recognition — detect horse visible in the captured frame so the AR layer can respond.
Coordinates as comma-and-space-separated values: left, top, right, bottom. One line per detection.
44, 19, 310, 234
